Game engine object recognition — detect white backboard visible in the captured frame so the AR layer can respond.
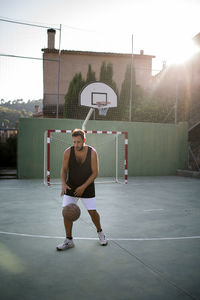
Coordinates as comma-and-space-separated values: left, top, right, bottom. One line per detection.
80, 82, 117, 108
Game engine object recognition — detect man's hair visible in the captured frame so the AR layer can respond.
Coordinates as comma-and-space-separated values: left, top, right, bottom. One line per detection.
72, 129, 86, 141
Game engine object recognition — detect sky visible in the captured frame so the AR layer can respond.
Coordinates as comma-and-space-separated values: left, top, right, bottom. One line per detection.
0, 0, 199, 101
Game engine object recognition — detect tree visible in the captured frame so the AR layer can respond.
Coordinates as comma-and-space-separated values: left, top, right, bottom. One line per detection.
64, 73, 85, 119
147, 65, 190, 123
98, 62, 118, 120
86, 64, 96, 83
119, 64, 138, 121
99, 62, 107, 82
0, 106, 31, 128
119, 65, 131, 121
64, 65, 97, 119
99, 62, 118, 93
119, 63, 189, 123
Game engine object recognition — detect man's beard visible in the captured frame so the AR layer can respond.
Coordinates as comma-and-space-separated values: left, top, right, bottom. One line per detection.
76, 145, 84, 151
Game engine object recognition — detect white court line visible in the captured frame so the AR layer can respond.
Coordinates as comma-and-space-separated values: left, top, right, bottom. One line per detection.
127, 181, 196, 186
144, 209, 164, 212
0, 187, 25, 190
0, 231, 200, 241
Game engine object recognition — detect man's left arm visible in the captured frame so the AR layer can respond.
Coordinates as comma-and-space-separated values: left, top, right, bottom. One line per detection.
74, 149, 99, 197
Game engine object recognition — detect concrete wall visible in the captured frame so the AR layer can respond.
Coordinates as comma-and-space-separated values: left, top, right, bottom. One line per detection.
18, 118, 188, 179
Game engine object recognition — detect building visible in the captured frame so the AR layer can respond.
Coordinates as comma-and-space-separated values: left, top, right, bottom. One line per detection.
42, 29, 155, 117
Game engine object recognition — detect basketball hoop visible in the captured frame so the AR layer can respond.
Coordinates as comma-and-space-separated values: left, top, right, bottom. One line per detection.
96, 101, 110, 116
80, 82, 117, 128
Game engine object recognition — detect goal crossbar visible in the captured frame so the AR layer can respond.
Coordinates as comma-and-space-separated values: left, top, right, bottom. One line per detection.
44, 129, 128, 186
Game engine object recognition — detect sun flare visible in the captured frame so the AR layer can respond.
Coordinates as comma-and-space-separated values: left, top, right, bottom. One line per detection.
166, 39, 199, 65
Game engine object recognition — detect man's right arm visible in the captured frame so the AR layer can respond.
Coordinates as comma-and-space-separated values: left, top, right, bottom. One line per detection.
60, 148, 71, 196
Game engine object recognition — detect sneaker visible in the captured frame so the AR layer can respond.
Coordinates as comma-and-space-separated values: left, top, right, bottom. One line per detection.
98, 231, 108, 246
56, 238, 75, 251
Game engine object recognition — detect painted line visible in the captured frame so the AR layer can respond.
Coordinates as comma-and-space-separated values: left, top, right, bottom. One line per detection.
128, 181, 196, 186
0, 187, 24, 190
0, 231, 200, 241
0, 231, 96, 240
111, 236, 200, 241
144, 209, 164, 212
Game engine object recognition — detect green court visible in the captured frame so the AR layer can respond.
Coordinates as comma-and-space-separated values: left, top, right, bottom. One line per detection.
0, 176, 200, 300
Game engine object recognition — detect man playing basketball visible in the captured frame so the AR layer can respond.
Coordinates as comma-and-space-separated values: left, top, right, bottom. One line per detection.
57, 128, 107, 251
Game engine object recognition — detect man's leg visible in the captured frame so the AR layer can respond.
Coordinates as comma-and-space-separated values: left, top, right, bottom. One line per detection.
88, 210, 108, 245
82, 197, 108, 246
82, 198, 101, 231
63, 214, 73, 238
62, 195, 77, 237
56, 216, 74, 251
88, 210, 102, 232
56, 195, 76, 251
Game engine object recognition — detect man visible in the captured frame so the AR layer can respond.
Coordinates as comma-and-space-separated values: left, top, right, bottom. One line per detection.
57, 128, 107, 251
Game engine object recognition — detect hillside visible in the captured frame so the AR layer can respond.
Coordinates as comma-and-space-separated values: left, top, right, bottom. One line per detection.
0, 99, 42, 128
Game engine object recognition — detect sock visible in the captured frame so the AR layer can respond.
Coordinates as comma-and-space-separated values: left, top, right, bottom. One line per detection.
97, 229, 102, 233
67, 237, 72, 240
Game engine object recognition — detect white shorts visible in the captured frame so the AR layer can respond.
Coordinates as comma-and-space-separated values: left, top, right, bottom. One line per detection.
62, 195, 96, 210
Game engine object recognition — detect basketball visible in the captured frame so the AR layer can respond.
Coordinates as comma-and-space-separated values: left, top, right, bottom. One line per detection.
62, 203, 81, 222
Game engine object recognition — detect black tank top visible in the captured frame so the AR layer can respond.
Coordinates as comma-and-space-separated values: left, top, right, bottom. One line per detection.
66, 146, 95, 198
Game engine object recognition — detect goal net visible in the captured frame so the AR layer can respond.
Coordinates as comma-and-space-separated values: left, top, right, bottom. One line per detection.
44, 130, 128, 186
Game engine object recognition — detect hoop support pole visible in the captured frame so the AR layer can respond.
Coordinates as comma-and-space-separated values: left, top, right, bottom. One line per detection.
82, 108, 94, 131
47, 130, 51, 186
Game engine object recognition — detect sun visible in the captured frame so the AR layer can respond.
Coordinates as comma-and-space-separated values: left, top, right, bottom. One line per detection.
166, 38, 199, 66
130, 0, 200, 67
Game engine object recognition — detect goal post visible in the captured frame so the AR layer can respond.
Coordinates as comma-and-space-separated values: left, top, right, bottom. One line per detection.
44, 129, 128, 186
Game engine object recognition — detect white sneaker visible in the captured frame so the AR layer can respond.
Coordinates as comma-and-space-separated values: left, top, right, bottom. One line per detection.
56, 238, 75, 251
98, 231, 108, 246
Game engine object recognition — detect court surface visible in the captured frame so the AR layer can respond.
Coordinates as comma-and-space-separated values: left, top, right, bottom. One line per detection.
0, 176, 200, 300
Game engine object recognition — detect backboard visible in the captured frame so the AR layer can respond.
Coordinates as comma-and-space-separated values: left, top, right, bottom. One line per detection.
80, 82, 117, 108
